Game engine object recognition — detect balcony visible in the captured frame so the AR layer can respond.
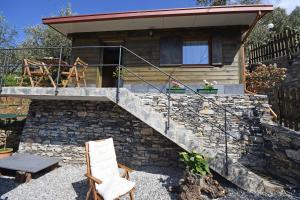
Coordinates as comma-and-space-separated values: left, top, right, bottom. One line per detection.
0, 46, 150, 100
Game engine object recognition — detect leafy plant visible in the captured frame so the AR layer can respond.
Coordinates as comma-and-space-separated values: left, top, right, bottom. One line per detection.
179, 151, 210, 177
203, 80, 217, 90
2, 73, 20, 86
246, 63, 286, 94
112, 67, 127, 79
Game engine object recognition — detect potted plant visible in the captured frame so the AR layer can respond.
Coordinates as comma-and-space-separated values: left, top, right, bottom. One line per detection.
166, 80, 186, 94
0, 120, 13, 159
197, 80, 218, 94
113, 67, 127, 87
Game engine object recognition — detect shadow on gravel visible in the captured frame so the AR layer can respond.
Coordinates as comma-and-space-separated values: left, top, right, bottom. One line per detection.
0, 177, 20, 198
72, 179, 88, 200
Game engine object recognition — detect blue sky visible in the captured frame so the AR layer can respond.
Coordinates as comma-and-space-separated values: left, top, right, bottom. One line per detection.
1, 0, 299, 44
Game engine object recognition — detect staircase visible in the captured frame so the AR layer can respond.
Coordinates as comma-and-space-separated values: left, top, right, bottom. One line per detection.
106, 88, 284, 194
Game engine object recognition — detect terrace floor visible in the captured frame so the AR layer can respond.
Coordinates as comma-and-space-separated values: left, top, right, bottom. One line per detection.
0, 164, 299, 200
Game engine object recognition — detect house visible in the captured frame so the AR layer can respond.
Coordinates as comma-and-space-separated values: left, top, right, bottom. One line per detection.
1, 4, 290, 194
42, 4, 273, 93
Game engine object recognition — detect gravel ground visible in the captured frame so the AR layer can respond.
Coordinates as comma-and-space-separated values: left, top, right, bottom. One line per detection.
0, 164, 299, 200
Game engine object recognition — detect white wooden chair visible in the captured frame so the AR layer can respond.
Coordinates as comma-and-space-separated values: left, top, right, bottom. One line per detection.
85, 138, 135, 200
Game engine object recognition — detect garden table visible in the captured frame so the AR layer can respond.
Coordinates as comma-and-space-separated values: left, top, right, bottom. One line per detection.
0, 153, 62, 183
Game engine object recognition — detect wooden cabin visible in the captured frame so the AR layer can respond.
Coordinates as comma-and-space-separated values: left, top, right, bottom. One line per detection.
43, 4, 273, 94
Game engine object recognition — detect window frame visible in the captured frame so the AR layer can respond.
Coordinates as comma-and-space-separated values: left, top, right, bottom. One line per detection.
181, 36, 212, 67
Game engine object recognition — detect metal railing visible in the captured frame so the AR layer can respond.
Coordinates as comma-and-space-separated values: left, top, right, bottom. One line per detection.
0, 45, 262, 175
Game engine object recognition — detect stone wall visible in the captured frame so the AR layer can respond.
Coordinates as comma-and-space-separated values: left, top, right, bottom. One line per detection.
137, 93, 273, 162
0, 120, 25, 151
262, 123, 300, 185
18, 100, 183, 167
137, 93, 300, 185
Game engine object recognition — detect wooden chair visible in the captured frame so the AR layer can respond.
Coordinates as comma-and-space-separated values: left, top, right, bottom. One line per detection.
62, 57, 88, 88
85, 138, 135, 200
19, 59, 56, 87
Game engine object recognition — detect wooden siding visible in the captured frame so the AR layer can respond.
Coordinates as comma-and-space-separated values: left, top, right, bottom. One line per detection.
72, 37, 101, 86
70, 26, 244, 86
123, 65, 239, 84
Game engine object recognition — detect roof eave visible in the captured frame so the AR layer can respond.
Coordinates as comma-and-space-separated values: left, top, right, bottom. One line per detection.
42, 4, 273, 25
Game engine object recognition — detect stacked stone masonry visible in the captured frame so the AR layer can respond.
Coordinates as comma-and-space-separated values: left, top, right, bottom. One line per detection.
18, 93, 299, 186
262, 123, 300, 185
19, 100, 183, 167
136, 93, 273, 162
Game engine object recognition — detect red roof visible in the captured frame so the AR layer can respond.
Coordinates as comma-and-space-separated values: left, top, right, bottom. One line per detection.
43, 4, 273, 25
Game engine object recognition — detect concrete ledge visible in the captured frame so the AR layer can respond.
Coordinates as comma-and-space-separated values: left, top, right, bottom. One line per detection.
0, 87, 118, 101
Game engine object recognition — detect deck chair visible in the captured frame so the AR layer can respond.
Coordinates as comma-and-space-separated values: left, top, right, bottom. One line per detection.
62, 57, 88, 88
85, 138, 135, 200
19, 59, 56, 87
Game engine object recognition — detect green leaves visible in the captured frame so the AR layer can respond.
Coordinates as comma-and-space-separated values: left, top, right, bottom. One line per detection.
0, 15, 17, 48
179, 151, 210, 177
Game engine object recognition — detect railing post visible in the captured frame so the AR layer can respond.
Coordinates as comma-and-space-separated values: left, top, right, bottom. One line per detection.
224, 107, 229, 176
116, 46, 122, 103
0, 50, 8, 94
166, 76, 171, 132
55, 46, 63, 96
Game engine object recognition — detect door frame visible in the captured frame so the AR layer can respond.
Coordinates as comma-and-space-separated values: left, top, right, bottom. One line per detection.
98, 40, 124, 88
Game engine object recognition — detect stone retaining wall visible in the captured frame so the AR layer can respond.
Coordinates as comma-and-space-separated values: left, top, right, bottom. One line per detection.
137, 93, 273, 162
262, 123, 300, 185
0, 120, 25, 151
18, 100, 183, 167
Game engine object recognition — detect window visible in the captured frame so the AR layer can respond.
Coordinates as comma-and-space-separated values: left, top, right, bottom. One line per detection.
183, 40, 209, 65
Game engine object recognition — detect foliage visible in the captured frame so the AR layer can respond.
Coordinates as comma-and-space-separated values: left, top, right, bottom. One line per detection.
203, 80, 217, 90
247, 8, 288, 45
0, 15, 17, 48
289, 6, 300, 30
19, 3, 73, 59
247, 7, 300, 45
196, 0, 260, 6
196, 0, 226, 6
2, 73, 20, 86
112, 67, 127, 79
179, 151, 210, 176
246, 63, 287, 94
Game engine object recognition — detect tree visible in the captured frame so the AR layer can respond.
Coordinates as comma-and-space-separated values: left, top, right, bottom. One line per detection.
196, 0, 260, 6
19, 3, 73, 59
247, 8, 289, 45
197, 0, 227, 6
20, 3, 73, 48
289, 6, 300, 30
0, 15, 17, 48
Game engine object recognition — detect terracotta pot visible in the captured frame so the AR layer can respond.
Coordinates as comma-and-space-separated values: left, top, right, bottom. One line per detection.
0, 148, 13, 159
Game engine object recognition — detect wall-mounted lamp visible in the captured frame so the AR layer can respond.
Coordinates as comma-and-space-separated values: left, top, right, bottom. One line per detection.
149, 30, 153, 37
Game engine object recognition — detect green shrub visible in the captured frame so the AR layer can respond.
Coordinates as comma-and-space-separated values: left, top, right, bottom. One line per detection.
2, 73, 20, 86
179, 151, 210, 176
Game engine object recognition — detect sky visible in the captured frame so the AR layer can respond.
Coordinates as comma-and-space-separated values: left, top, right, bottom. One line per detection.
1, 0, 299, 44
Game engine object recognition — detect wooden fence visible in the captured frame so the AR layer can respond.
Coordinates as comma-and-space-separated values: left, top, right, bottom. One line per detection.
249, 29, 300, 64
269, 86, 300, 131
